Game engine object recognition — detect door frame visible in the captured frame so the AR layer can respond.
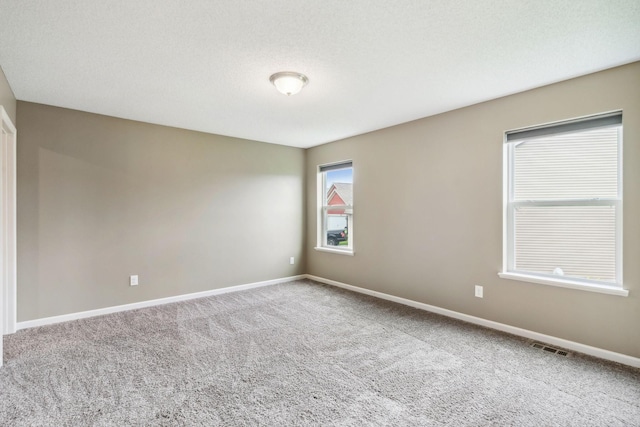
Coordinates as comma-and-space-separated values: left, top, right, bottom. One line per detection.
0, 106, 17, 353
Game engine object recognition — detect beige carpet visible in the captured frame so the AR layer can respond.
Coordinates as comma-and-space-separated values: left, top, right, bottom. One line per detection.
1, 279, 639, 426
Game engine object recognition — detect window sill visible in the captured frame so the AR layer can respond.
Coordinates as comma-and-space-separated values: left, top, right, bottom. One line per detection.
314, 247, 354, 256
498, 272, 628, 297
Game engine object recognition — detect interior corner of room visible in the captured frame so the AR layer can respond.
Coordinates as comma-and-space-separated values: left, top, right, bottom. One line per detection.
0, 46, 639, 374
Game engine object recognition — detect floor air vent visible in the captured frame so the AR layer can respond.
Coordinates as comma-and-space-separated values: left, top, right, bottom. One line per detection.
531, 342, 569, 356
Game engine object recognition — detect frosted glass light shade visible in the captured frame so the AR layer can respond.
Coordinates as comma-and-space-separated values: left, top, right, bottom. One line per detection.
270, 72, 308, 96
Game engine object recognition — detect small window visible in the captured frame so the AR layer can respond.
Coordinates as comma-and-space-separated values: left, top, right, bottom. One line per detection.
502, 112, 623, 291
318, 161, 353, 253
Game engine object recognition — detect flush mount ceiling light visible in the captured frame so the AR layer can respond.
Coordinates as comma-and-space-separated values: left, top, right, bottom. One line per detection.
269, 71, 309, 96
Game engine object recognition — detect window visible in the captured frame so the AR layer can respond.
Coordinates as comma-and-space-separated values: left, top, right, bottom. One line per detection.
500, 112, 625, 295
317, 161, 353, 253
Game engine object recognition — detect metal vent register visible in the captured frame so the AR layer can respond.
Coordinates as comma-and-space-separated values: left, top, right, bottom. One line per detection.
531, 342, 570, 357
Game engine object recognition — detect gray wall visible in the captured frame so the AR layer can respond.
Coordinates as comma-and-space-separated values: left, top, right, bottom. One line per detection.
0, 66, 16, 125
17, 102, 306, 321
306, 62, 640, 358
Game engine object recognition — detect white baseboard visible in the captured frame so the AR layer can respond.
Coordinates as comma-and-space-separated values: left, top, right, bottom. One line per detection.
16, 275, 306, 331
305, 274, 640, 369
14, 273, 640, 369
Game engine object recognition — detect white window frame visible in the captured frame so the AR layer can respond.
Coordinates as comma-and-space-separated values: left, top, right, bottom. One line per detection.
315, 160, 354, 255
499, 112, 627, 297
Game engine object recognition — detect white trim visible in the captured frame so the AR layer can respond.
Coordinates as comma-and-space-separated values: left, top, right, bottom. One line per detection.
502, 135, 512, 272
305, 274, 640, 368
16, 275, 306, 330
616, 125, 623, 287
14, 272, 639, 368
317, 160, 354, 252
503, 117, 623, 289
498, 272, 628, 296
313, 246, 354, 256
0, 106, 17, 337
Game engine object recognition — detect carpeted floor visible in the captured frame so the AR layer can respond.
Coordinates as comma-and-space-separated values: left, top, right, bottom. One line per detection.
1, 279, 639, 426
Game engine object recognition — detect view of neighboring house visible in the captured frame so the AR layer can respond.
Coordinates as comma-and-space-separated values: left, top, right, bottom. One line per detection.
326, 182, 352, 214
326, 182, 352, 234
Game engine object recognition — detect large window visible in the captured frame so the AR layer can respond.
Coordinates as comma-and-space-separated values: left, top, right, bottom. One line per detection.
317, 161, 353, 253
500, 112, 625, 294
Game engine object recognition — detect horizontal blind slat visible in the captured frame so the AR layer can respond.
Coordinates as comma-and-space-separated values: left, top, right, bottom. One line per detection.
514, 205, 616, 282
514, 127, 619, 200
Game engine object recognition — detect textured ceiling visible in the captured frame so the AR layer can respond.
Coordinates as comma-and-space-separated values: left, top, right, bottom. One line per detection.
0, 1, 639, 148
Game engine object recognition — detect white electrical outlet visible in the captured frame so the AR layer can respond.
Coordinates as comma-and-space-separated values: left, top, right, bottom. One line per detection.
475, 285, 483, 298
290, 257, 295, 265
130, 275, 139, 286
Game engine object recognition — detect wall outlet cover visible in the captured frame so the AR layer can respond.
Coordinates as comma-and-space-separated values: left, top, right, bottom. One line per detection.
475, 285, 483, 298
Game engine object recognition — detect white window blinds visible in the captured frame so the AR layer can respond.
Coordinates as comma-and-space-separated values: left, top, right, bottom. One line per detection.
505, 112, 622, 286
